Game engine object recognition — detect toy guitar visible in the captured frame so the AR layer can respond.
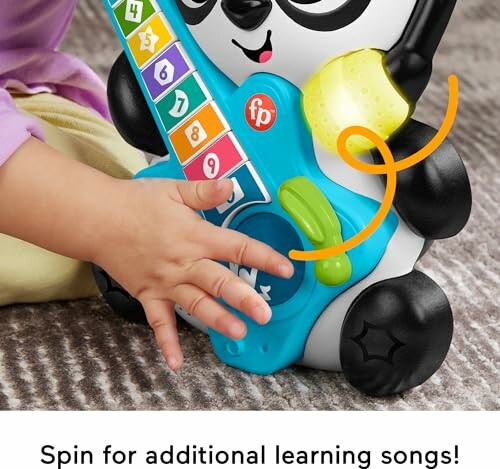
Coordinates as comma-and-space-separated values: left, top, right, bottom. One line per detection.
96, 0, 472, 396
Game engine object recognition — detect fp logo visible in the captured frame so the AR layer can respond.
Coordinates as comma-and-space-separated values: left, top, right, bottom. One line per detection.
245, 94, 277, 132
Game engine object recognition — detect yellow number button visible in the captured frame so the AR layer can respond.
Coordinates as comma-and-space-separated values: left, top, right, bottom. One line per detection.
127, 14, 175, 68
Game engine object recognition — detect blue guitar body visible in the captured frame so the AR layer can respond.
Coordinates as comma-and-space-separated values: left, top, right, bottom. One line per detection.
103, 0, 397, 374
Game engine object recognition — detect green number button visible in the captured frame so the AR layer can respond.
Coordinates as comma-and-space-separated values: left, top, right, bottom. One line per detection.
114, 0, 156, 37
156, 73, 212, 133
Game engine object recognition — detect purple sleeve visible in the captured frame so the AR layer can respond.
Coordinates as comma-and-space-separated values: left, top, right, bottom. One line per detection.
0, 88, 44, 166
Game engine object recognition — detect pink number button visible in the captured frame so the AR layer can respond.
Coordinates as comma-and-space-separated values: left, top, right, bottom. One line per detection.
183, 133, 247, 181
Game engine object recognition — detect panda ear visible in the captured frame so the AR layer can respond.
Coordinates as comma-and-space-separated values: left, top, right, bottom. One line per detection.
385, 0, 457, 102
175, 0, 218, 25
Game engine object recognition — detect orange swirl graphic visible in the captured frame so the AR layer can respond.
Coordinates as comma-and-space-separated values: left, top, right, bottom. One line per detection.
290, 75, 460, 262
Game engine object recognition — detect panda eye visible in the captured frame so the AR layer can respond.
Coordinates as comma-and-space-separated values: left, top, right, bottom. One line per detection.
181, 0, 209, 8
176, 0, 217, 25
289, 0, 350, 14
277, 0, 372, 31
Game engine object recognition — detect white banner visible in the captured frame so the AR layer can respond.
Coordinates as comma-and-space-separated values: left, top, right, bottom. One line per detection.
0, 411, 497, 468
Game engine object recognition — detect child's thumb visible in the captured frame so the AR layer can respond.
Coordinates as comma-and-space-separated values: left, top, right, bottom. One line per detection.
176, 179, 234, 211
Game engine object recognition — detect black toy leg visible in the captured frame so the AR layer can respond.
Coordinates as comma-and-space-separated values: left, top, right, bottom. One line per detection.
372, 119, 472, 239
418, 239, 434, 261
97, 53, 164, 322
92, 265, 147, 324
340, 270, 453, 397
107, 52, 167, 156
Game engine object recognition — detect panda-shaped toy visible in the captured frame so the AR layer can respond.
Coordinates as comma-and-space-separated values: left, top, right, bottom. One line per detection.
96, 0, 472, 396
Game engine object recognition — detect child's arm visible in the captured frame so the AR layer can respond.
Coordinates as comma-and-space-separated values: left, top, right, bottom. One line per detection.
0, 137, 294, 370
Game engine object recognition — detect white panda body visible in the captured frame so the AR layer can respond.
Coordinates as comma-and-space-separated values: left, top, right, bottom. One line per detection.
175, 0, 425, 370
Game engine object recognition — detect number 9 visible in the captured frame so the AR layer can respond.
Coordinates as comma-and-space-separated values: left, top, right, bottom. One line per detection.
203, 153, 220, 179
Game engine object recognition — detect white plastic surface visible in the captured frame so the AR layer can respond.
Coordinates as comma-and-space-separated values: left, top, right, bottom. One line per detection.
185, 0, 418, 88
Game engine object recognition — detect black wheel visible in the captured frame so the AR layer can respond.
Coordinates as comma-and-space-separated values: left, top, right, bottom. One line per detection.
92, 265, 147, 324
340, 270, 453, 397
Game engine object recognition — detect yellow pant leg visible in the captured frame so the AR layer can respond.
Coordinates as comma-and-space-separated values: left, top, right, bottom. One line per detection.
0, 93, 147, 306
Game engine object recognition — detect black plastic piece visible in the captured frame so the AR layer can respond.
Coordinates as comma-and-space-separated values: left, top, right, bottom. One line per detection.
175, 0, 217, 26
418, 239, 434, 261
386, 0, 457, 102
372, 119, 472, 240
340, 270, 453, 397
92, 265, 147, 324
222, 0, 272, 31
275, 0, 371, 32
108, 52, 167, 156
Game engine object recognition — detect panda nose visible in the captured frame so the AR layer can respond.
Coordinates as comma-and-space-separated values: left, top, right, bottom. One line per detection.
221, 0, 272, 31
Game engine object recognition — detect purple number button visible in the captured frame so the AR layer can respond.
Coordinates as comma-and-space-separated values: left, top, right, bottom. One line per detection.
141, 43, 193, 101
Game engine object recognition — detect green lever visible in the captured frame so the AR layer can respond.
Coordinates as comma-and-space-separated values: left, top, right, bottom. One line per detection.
278, 177, 352, 286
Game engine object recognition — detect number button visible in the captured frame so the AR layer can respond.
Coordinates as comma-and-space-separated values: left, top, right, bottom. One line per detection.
203, 154, 220, 179
216, 178, 245, 214
138, 26, 159, 53
203, 163, 271, 227
125, 0, 143, 23
185, 120, 208, 148
141, 43, 193, 100
153, 59, 175, 86
156, 73, 211, 132
128, 15, 175, 68
114, 0, 156, 37
169, 90, 190, 118
183, 133, 247, 182
169, 103, 229, 164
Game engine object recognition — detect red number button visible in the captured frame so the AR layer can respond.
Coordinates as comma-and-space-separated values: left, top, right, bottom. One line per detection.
183, 133, 247, 181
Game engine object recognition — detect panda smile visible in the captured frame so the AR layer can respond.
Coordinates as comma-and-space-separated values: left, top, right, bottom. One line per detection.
232, 30, 273, 64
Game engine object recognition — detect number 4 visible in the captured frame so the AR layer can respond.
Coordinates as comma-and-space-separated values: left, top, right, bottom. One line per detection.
125, 0, 144, 24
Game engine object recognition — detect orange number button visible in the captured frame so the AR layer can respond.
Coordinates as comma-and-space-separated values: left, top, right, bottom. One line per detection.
169, 103, 229, 165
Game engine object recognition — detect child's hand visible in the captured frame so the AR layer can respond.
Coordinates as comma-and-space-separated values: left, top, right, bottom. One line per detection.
0, 138, 293, 371
94, 177, 294, 371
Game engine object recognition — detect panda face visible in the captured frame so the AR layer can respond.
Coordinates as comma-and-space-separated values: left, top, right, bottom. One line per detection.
176, 0, 418, 88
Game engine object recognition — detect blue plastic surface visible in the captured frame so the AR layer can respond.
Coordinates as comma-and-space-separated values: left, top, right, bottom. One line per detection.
103, 0, 399, 375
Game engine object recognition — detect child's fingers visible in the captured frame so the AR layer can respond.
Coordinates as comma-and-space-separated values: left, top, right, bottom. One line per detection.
199, 224, 294, 279
185, 259, 271, 325
171, 284, 247, 340
175, 179, 233, 211
143, 299, 183, 371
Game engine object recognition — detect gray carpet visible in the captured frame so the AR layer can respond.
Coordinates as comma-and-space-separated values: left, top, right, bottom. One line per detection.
0, 0, 498, 410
